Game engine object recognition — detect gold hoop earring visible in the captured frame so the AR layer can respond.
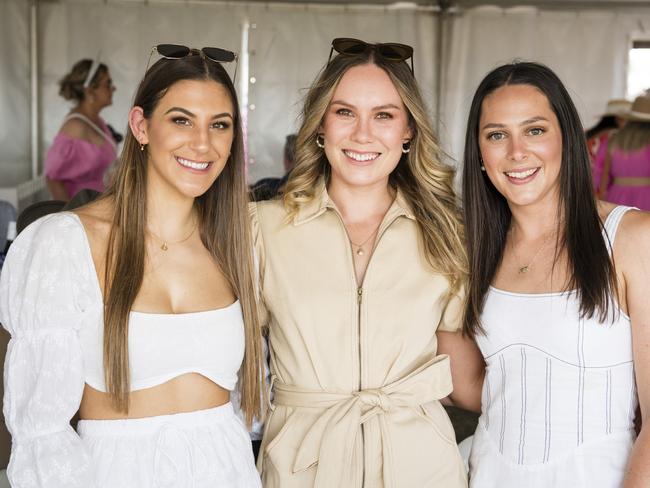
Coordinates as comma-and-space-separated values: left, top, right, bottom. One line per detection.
316, 134, 325, 149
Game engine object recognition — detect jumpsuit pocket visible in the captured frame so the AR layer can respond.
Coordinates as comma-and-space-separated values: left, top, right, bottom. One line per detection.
419, 400, 458, 445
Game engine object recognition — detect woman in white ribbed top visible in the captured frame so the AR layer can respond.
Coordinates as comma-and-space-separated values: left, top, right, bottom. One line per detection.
461, 62, 650, 487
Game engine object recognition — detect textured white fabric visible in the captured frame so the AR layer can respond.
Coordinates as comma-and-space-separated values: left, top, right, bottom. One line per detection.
80, 303, 245, 393
77, 403, 261, 488
0, 212, 249, 487
469, 206, 637, 487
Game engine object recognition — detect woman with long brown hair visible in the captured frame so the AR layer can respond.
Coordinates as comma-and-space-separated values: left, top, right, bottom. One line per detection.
0, 46, 263, 487
252, 38, 483, 487
462, 62, 650, 487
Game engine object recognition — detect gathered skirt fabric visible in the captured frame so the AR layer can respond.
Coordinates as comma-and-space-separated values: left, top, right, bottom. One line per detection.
77, 403, 261, 488
469, 420, 634, 488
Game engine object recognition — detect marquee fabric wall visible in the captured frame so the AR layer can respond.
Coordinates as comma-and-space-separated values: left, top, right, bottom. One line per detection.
439, 5, 650, 165
1, 0, 649, 187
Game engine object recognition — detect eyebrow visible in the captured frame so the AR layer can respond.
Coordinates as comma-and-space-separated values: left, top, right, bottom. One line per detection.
481, 116, 549, 130
330, 100, 402, 111
164, 107, 233, 120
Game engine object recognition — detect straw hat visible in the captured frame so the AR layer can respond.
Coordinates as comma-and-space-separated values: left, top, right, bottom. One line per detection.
624, 95, 650, 122
602, 98, 632, 116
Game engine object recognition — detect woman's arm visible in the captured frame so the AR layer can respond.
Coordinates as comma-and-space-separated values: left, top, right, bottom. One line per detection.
436, 330, 485, 413
46, 177, 70, 200
0, 215, 95, 487
618, 211, 650, 487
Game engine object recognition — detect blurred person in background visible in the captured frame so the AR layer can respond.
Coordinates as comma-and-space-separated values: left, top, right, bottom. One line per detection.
250, 134, 297, 201
44, 58, 119, 201
594, 95, 650, 210
586, 99, 630, 192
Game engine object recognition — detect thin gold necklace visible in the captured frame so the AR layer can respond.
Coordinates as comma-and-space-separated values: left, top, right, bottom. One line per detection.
349, 222, 382, 256
509, 228, 553, 274
148, 222, 197, 251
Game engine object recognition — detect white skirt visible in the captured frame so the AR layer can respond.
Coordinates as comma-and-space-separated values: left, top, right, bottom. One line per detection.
77, 402, 261, 488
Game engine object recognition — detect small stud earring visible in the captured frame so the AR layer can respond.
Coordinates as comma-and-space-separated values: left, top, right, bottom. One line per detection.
480, 165, 486, 171
316, 134, 325, 149
140, 143, 145, 152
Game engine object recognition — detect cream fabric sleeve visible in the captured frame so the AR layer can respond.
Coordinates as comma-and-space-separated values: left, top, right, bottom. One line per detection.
437, 285, 465, 333
0, 214, 96, 487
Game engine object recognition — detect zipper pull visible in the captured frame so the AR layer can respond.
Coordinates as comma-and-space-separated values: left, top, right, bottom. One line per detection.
357, 287, 363, 304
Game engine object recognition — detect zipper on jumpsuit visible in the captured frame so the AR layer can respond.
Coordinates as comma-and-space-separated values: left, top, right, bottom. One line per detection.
331, 208, 401, 487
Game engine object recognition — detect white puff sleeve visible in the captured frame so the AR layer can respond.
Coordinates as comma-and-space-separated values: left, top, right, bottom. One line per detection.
0, 213, 98, 487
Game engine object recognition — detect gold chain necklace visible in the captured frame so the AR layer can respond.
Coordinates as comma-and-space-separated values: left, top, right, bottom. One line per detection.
349, 222, 382, 257
509, 229, 553, 274
148, 222, 197, 251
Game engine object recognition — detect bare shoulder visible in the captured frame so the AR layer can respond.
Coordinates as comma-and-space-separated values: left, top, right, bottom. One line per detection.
59, 117, 89, 139
596, 200, 618, 222
72, 198, 113, 252
617, 208, 650, 248
612, 208, 650, 279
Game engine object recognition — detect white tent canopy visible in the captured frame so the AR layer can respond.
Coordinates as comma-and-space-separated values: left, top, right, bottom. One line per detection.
1, 0, 649, 198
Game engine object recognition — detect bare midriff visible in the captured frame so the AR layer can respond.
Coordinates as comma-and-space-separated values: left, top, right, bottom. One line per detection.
79, 372, 230, 420
613, 176, 650, 186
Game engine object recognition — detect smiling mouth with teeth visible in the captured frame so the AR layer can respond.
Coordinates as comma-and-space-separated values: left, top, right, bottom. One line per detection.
176, 156, 212, 170
505, 167, 539, 179
343, 150, 380, 162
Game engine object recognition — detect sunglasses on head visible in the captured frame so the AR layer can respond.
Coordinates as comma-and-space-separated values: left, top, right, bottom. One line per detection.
145, 44, 238, 82
328, 38, 414, 75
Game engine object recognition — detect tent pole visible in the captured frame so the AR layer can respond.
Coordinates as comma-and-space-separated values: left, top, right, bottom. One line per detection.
29, 0, 39, 179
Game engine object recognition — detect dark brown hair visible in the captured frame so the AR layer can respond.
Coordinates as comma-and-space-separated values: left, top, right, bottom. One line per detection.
462, 61, 617, 337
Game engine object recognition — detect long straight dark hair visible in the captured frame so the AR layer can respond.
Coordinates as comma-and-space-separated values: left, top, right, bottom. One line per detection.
461, 61, 617, 337
101, 54, 264, 423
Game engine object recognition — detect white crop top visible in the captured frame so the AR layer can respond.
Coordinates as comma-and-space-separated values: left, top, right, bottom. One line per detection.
1, 212, 245, 394
79, 301, 245, 392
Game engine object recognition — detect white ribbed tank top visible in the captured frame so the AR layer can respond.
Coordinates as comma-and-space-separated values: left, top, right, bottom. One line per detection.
469, 206, 637, 488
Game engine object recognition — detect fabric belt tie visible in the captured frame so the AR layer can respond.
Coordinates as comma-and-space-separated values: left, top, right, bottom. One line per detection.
272, 354, 453, 488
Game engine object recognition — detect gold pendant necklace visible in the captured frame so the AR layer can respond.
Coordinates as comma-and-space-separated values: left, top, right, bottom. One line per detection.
510, 228, 553, 274
349, 222, 381, 257
148, 222, 197, 251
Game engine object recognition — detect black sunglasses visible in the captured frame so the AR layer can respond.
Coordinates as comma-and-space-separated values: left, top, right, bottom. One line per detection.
145, 44, 238, 82
328, 38, 414, 75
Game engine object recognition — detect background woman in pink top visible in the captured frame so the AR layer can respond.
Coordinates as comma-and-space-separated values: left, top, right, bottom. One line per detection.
594, 95, 650, 210
44, 58, 118, 200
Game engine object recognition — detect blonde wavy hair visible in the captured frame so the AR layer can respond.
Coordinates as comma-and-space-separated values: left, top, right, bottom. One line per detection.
609, 121, 650, 153
283, 48, 467, 295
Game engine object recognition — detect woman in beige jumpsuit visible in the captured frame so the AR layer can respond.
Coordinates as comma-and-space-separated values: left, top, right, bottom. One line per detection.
252, 38, 484, 487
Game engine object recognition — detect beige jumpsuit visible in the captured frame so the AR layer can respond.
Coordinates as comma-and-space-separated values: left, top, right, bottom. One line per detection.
252, 184, 467, 488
